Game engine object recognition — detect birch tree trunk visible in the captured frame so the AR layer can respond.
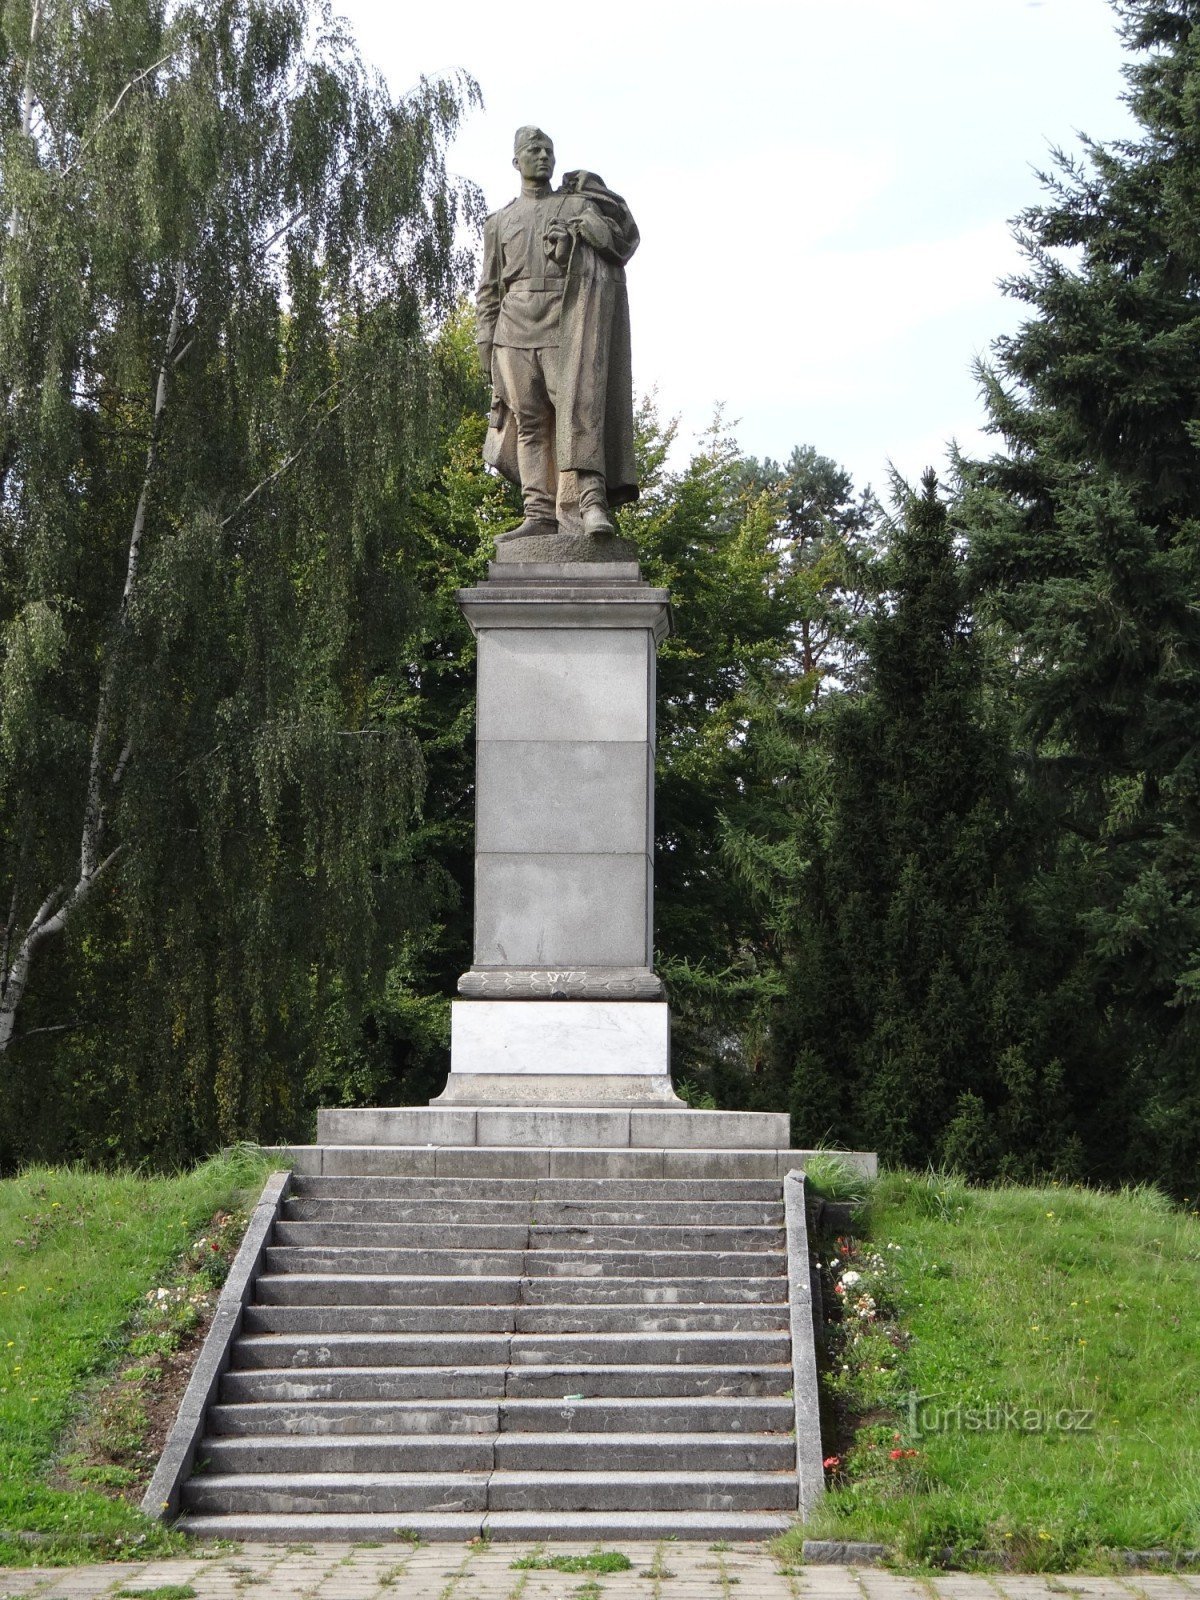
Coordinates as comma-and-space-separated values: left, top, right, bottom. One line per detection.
0, 270, 185, 1053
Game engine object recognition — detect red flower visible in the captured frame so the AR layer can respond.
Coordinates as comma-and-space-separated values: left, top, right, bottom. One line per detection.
823, 1455, 841, 1470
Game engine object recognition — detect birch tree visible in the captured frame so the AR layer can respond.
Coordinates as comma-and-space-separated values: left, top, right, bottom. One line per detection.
0, 0, 481, 1158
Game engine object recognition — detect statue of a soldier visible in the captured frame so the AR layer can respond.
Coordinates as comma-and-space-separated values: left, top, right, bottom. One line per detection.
476, 126, 640, 545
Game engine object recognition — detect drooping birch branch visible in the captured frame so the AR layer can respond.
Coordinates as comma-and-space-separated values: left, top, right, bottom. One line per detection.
220, 379, 360, 530
61, 52, 175, 178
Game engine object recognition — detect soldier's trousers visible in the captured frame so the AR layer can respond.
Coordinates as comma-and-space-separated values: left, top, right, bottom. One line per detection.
492, 344, 606, 523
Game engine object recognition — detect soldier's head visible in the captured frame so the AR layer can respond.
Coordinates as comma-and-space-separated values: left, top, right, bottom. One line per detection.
513, 126, 555, 184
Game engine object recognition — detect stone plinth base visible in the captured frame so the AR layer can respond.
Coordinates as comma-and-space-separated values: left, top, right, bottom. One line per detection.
442, 998, 678, 1107
447, 999, 669, 1083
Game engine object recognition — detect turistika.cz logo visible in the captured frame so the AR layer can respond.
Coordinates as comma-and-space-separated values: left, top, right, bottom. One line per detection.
904, 1394, 1096, 1435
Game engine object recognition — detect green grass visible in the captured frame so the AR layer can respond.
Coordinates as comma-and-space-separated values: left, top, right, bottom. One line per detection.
0, 1146, 276, 1565
802, 1152, 876, 1207
783, 1170, 1200, 1570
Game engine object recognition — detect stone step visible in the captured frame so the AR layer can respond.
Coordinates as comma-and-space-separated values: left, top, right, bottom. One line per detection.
199, 1431, 795, 1475
289, 1176, 787, 1202
242, 1302, 789, 1335
481, 1509, 794, 1540
202, 1434, 493, 1473
262, 1247, 523, 1277
510, 1304, 788, 1334
262, 1246, 785, 1278
221, 1362, 791, 1404
271, 1220, 786, 1252
181, 1469, 797, 1515
497, 1395, 794, 1435
208, 1394, 793, 1436
255, 1273, 788, 1307
182, 1471, 488, 1514
282, 1197, 785, 1225
315, 1108, 792, 1150
220, 1368, 508, 1403
503, 1364, 790, 1400
488, 1470, 797, 1513
299, 1147, 796, 1180
172, 1510, 793, 1542
523, 1250, 785, 1279
230, 1330, 790, 1371
210, 1396, 502, 1433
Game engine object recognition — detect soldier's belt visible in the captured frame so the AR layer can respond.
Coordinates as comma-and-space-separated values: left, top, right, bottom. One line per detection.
506, 276, 565, 291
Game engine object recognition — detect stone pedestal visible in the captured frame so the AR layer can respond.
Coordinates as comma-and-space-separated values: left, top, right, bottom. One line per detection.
439, 558, 680, 1107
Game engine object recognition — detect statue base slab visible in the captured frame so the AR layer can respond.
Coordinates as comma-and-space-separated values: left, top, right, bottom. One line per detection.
492, 528, 637, 564
430, 1072, 683, 1108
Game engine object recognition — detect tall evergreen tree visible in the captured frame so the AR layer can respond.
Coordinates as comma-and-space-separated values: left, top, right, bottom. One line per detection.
740, 474, 1098, 1177
0, 0, 480, 1163
961, 0, 1200, 1190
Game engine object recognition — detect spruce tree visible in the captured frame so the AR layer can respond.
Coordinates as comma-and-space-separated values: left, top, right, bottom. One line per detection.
749, 475, 1096, 1177
961, 0, 1200, 1190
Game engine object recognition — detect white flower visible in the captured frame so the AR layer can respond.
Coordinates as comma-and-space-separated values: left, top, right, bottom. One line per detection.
841, 1270, 862, 1286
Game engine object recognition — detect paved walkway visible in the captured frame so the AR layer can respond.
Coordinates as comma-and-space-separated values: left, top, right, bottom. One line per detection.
0, 1544, 1196, 1600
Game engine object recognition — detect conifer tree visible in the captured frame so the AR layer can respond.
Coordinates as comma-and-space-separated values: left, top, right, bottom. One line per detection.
747, 475, 1097, 1176
961, 0, 1200, 1189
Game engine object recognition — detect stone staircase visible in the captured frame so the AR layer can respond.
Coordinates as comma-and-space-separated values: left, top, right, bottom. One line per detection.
174, 1171, 800, 1541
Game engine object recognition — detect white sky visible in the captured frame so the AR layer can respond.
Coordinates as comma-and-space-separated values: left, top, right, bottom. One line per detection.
337, 0, 1137, 498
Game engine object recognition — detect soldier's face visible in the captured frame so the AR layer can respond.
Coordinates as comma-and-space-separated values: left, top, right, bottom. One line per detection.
514, 135, 555, 183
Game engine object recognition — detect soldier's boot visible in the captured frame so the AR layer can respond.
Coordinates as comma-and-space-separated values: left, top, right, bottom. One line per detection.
496, 477, 557, 542
496, 517, 558, 542
578, 472, 614, 536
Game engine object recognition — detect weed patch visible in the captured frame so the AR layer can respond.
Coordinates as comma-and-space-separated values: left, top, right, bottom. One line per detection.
511, 1553, 633, 1574
114, 1586, 197, 1600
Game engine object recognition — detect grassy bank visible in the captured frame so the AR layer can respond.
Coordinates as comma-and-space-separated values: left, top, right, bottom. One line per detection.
0, 1148, 276, 1565
787, 1170, 1200, 1569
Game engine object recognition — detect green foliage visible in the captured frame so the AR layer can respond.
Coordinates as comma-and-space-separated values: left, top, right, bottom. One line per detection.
0, 0, 481, 1164
733, 472, 1095, 1177
959, 0, 1200, 1194
623, 411, 859, 1099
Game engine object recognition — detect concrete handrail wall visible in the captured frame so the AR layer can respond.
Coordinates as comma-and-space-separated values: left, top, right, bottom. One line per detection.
783, 1168, 826, 1516
142, 1168, 292, 1521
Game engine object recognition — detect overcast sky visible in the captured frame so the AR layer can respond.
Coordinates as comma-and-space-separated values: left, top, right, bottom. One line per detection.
337, 0, 1137, 498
